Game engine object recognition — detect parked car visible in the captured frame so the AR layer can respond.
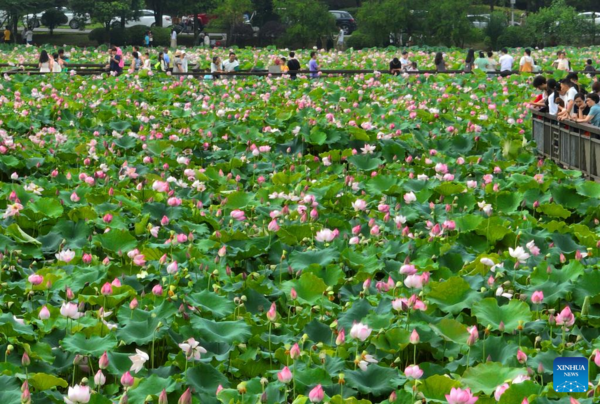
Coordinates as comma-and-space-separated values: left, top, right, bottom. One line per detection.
579, 12, 600, 25
467, 14, 490, 29
24, 8, 90, 29
183, 13, 218, 26
111, 10, 172, 28
329, 10, 357, 35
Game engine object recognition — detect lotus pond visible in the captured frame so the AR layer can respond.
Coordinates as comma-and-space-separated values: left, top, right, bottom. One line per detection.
1, 46, 600, 404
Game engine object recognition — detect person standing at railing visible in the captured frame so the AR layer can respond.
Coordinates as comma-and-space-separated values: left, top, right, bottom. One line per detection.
552, 51, 570, 72
573, 93, 600, 126
211, 56, 224, 79
390, 57, 402, 76
499, 48, 514, 77
566, 73, 588, 95
546, 79, 560, 116
486, 51, 498, 76
474, 51, 489, 71
309, 51, 319, 79
434, 52, 446, 72
584, 59, 596, 78
519, 49, 534, 73
464, 49, 475, 72
557, 79, 577, 120
287, 51, 301, 79
39, 50, 53, 73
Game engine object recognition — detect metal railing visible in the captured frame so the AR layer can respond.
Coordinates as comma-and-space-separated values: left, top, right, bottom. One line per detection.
531, 110, 600, 181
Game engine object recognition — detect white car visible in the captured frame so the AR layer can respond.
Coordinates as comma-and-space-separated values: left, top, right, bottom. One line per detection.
467, 14, 490, 29
24, 8, 90, 30
111, 10, 172, 28
578, 12, 600, 25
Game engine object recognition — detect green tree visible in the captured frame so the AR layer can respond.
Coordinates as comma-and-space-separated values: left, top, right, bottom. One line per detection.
41, 8, 67, 35
69, 0, 130, 33
525, 0, 586, 47
0, 0, 54, 43
214, 0, 252, 46
485, 11, 507, 49
426, 0, 476, 47
355, 0, 411, 47
274, 0, 336, 48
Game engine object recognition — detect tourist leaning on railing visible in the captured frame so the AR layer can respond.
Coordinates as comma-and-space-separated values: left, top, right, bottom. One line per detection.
572, 93, 600, 126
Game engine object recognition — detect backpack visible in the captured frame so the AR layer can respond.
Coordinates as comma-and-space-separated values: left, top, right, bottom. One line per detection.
521, 59, 533, 73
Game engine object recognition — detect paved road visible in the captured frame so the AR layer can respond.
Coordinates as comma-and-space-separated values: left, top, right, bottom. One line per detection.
32, 27, 92, 34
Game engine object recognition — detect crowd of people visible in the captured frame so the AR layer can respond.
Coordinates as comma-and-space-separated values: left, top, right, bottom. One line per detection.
531, 73, 600, 127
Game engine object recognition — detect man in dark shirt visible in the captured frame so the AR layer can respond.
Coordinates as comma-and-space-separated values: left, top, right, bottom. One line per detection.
390, 58, 402, 76
286, 51, 301, 79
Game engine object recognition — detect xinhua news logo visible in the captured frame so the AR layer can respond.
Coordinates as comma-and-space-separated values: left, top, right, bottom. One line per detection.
553, 357, 588, 393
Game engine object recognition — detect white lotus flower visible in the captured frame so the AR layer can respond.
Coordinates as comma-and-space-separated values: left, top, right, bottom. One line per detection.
129, 349, 149, 373
509, 246, 530, 263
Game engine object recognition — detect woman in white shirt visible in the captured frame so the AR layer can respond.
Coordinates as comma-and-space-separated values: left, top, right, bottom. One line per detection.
210, 56, 224, 79
170, 29, 177, 48
142, 52, 151, 71
552, 51, 570, 72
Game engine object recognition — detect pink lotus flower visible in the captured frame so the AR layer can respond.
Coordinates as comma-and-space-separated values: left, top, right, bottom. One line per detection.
152, 284, 163, 296
70, 192, 80, 202
531, 291, 544, 304
594, 350, 600, 367
94, 370, 106, 386
494, 383, 509, 401
403, 192, 417, 204
178, 388, 192, 404
277, 366, 293, 383
230, 210, 246, 221
166, 261, 178, 275
152, 181, 169, 192
101, 282, 113, 296
404, 274, 424, 289
555, 306, 575, 327
308, 384, 324, 403
132, 253, 146, 267
336, 329, 345, 345
352, 199, 367, 211
290, 343, 301, 359
350, 322, 372, 341
39, 306, 50, 320
56, 250, 75, 263
167, 197, 182, 207
467, 326, 479, 346
99, 352, 109, 369
28, 274, 43, 285
121, 371, 134, 387
445, 387, 478, 404
103, 213, 113, 223
517, 349, 527, 364
179, 338, 207, 361
410, 329, 420, 344
3, 202, 23, 218
82, 253, 92, 264
404, 364, 423, 379
217, 245, 227, 257
158, 389, 168, 404
64, 384, 90, 404
315, 228, 336, 243
400, 264, 417, 275
266, 302, 277, 322
268, 219, 280, 232
60, 302, 83, 319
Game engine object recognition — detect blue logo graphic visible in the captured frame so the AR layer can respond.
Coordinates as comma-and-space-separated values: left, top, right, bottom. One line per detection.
553, 357, 588, 393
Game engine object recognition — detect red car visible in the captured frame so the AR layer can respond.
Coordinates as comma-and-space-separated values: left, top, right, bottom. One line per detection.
184, 13, 217, 26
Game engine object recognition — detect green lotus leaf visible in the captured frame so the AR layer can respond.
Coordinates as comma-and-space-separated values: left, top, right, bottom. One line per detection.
461, 362, 528, 395
62, 333, 118, 357
472, 298, 532, 332
428, 276, 481, 315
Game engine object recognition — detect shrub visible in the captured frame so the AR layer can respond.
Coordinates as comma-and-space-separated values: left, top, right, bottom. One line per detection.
150, 27, 170, 47
497, 26, 531, 49
346, 31, 377, 49
89, 28, 109, 45
260, 21, 287, 46
41, 9, 68, 35
485, 12, 507, 49
109, 27, 130, 47
127, 25, 150, 46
